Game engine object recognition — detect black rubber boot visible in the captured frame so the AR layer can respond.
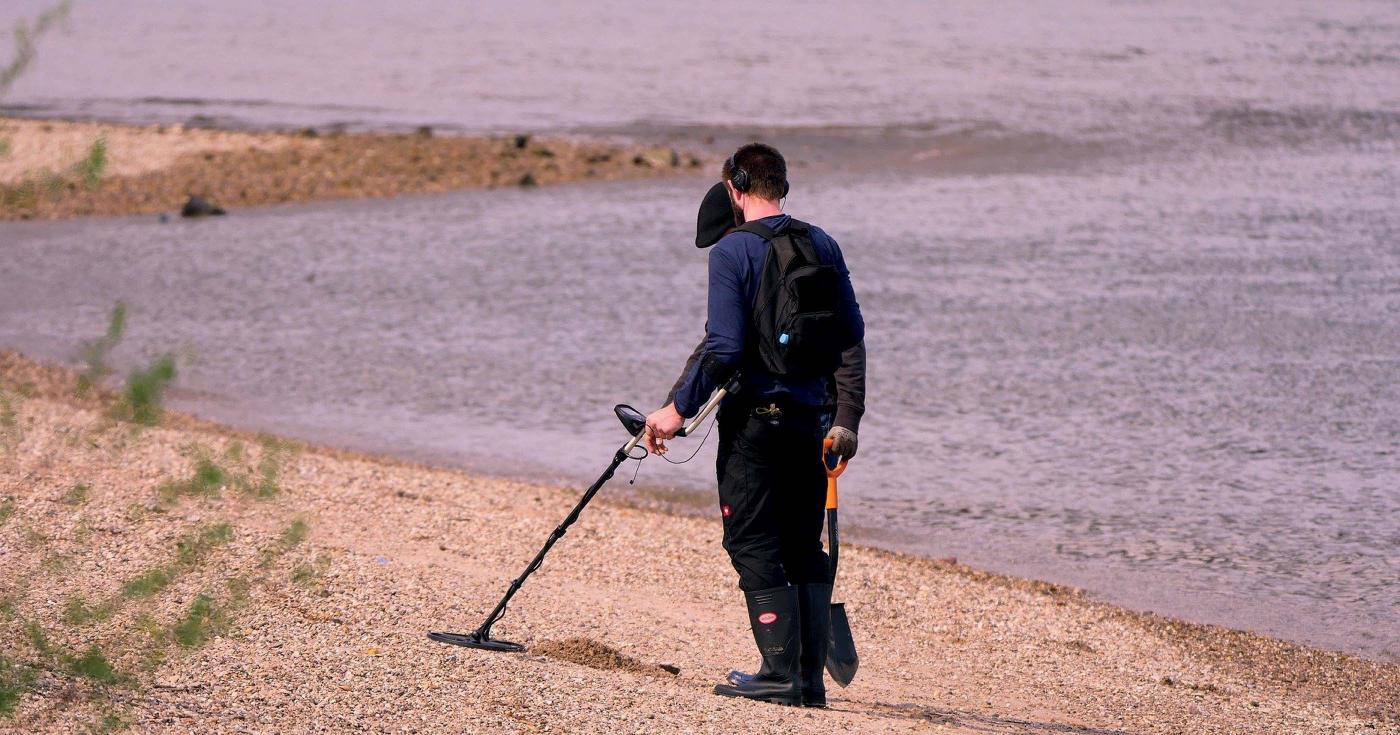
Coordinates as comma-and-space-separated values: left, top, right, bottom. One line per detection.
797, 583, 832, 707
713, 586, 802, 706
727, 583, 832, 707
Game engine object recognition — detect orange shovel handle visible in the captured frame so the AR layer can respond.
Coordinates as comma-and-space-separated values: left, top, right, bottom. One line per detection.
822, 437, 849, 510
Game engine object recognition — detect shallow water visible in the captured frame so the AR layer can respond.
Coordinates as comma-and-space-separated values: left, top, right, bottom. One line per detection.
2, 0, 1398, 659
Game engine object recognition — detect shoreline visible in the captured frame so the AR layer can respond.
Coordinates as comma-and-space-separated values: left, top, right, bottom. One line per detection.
2, 349, 1396, 733
0, 116, 707, 221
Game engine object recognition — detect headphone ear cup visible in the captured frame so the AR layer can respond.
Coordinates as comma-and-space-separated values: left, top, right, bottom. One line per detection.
732, 168, 749, 193
782, 180, 790, 198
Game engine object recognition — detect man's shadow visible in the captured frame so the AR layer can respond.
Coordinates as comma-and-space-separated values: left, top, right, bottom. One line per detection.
836, 700, 1131, 735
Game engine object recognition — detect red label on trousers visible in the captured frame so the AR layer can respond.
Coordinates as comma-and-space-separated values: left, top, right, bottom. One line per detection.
721, 504, 732, 517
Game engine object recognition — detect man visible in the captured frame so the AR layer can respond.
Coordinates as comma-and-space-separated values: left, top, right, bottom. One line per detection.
645, 143, 865, 708
668, 183, 866, 458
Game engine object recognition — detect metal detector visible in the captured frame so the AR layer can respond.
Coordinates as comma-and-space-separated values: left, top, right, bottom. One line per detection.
427, 379, 737, 652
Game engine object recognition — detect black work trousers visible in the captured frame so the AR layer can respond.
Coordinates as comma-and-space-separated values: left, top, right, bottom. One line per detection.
716, 402, 829, 591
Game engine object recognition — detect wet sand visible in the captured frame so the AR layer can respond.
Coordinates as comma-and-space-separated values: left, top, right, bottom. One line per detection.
0, 117, 702, 220
2, 351, 1395, 733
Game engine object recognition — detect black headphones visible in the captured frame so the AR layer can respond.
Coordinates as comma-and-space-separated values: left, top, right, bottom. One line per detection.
726, 154, 789, 198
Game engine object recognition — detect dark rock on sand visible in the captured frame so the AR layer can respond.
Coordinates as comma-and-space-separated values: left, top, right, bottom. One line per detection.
181, 195, 226, 218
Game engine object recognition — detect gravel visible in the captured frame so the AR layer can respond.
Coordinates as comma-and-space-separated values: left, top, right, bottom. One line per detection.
1, 351, 1395, 733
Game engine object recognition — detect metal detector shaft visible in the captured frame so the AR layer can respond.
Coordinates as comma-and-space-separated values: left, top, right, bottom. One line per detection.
433, 446, 630, 651
623, 385, 732, 454
432, 379, 737, 652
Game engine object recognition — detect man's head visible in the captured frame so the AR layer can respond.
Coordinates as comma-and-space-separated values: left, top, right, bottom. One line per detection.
722, 143, 788, 220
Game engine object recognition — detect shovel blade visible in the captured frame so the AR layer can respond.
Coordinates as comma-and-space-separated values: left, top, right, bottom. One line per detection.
826, 602, 858, 687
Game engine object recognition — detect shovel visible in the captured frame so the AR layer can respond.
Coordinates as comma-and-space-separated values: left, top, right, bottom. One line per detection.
822, 437, 859, 687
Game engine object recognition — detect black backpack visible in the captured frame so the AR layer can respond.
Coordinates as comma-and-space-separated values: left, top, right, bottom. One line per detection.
737, 218, 852, 380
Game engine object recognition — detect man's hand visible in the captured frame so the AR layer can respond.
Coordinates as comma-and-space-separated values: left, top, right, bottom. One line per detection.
826, 426, 858, 460
644, 403, 685, 455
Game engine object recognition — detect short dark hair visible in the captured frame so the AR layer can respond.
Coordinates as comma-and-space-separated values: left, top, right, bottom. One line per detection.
722, 143, 787, 200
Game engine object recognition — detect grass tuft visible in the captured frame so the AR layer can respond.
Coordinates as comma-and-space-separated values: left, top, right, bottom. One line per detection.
84, 707, 131, 734
66, 645, 121, 684
25, 620, 54, 657
172, 594, 223, 648
0, 2, 72, 96
172, 577, 249, 649
76, 304, 125, 398
280, 519, 309, 548
62, 483, 90, 506
252, 442, 289, 497
292, 554, 332, 587
120, 567, 175, 599
75, 136, 108, 189
64, 595, 101, 624
21, 526, 47, 549
0, 390, 20, 450
41, 553, 71, 573
0, 656, 36, 718
235, 435, 294, 498
121, 522, 233, 599
176, 522, 233, 566
158, 450, 228, 503
115, 354, 176, 425
261, 518, 309, 568
0, 498, 13, 526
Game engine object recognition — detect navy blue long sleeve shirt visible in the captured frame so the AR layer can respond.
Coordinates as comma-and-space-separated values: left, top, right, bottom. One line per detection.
673, 214, 864, 417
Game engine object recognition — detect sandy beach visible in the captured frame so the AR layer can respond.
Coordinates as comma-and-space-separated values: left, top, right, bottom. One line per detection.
0, 350, 1394, 734
0, 117, 703, 220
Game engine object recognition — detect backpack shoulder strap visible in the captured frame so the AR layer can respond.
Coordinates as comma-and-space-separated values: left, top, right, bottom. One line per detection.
736, 219, 818, 274
735, 221, 778, 240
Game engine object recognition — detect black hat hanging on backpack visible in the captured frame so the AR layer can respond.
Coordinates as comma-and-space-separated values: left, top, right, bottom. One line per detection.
696, 181, 736, 248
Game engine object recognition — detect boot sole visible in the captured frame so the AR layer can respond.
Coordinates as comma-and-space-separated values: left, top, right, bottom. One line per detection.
712, 686, 803, 707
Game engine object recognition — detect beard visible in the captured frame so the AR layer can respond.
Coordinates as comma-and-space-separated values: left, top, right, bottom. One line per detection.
728, 190, 745, 226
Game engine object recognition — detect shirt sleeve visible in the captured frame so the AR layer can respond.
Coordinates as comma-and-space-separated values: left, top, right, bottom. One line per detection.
665, 336, 707, 406
672, 240, 748, 416
832, 340, 866, 432
832, 245, 865, 349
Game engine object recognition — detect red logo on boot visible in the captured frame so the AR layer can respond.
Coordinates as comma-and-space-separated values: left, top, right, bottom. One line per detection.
758, 612, 778, 624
